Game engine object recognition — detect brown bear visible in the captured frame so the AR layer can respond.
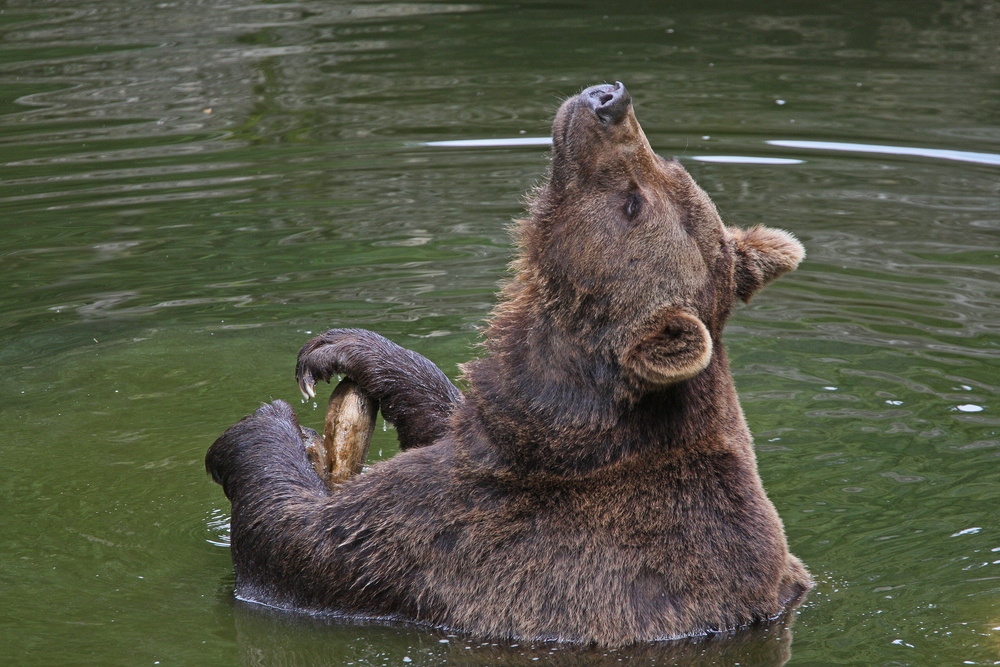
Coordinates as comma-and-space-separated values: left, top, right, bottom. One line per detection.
206, 81, 811, 646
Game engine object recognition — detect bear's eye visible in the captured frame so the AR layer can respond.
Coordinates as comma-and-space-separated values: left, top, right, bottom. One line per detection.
623, 191, 643, 222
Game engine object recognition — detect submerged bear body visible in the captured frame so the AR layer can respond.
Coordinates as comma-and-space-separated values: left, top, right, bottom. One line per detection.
207, 82, 812, 646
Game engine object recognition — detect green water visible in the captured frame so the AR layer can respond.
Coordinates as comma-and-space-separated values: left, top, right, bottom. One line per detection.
1, 1, 998, 665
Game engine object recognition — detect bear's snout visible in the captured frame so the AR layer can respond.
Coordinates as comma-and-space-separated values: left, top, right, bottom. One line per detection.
582, 81, 631, 124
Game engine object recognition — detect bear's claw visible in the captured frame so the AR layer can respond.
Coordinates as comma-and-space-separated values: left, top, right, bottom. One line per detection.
295, 331, 353, 398
298, 372, 317, 400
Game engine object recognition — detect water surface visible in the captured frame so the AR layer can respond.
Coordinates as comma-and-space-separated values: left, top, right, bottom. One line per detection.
1, 1, 998, 665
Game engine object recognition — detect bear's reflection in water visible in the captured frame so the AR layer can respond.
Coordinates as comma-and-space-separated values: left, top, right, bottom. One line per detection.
233, 601, 796, 667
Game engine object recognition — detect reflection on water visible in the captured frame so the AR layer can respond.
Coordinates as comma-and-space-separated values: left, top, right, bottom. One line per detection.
690, 155, 803, 165
424, 137, 553, 147
233, 602, 797, 667
767, 140, 1000, 166
1, 0, 999, 666
425, 138, 808, 165
429, 137, 1000, 166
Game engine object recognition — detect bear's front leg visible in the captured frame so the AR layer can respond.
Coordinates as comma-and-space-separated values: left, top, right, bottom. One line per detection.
296, 328, 462, 450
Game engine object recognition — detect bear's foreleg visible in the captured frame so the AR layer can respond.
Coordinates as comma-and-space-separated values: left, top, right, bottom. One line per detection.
296, 328, 462, 450
206, 400, 365, 609
207, 400, 328, 502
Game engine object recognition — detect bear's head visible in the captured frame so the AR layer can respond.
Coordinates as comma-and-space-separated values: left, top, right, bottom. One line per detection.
513, 82, 804, 399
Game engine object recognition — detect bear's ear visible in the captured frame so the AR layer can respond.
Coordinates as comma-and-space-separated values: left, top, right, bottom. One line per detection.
621, 309, 713, 388
728, 225, 805, 303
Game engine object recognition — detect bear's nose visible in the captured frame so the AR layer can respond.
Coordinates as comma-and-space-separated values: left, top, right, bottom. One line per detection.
582, 82, 631, 124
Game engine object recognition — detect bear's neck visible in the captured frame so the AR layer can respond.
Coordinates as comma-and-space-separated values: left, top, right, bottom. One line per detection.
464, 297, 749, 476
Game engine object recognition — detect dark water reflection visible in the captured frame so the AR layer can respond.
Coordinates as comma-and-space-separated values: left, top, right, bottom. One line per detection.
233, 602, 797, 667
1, 1, 998, 666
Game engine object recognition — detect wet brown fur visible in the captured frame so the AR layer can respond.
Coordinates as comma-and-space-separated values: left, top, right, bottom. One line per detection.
207, 83, 811, 646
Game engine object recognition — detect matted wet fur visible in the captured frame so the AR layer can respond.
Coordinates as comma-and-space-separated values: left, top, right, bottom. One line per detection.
206, 82, 812, 646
